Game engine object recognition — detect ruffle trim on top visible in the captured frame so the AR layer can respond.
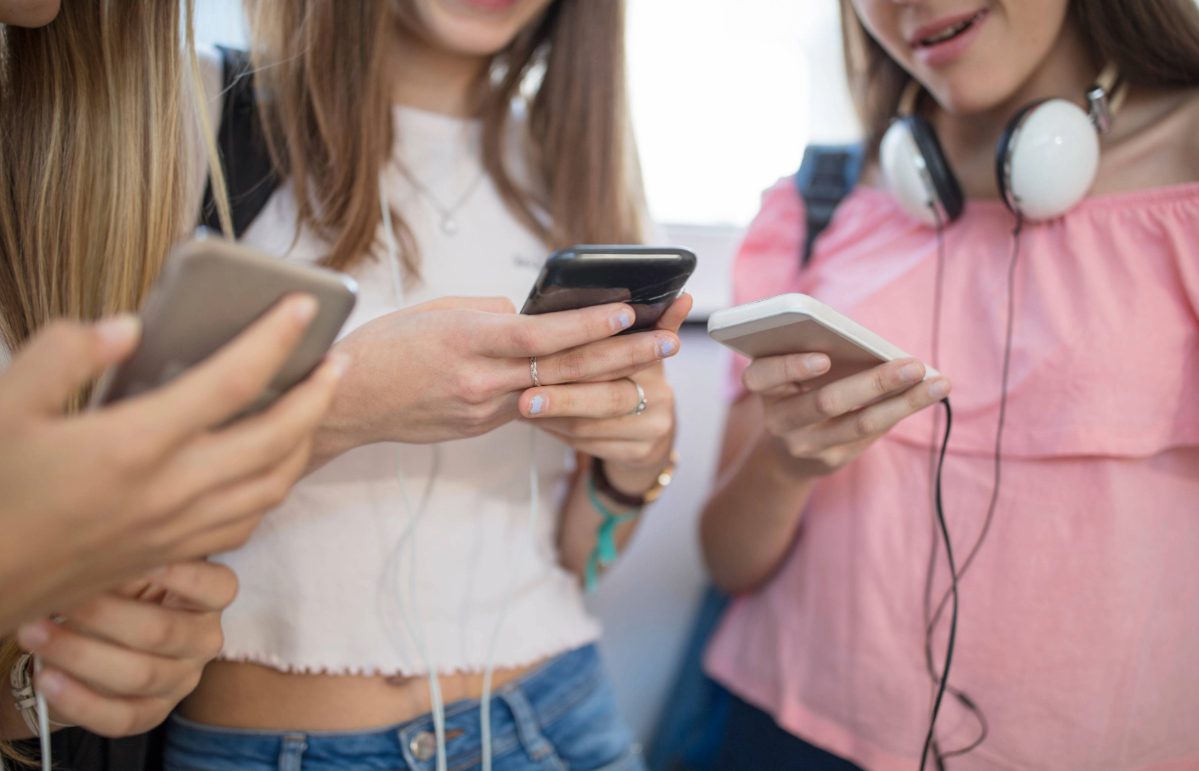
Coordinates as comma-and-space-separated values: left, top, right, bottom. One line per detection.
217, 623, 601, 678
809, 183, 1199, 460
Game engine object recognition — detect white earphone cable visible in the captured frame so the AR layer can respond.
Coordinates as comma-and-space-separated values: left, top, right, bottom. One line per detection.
35, 657, 49, 771
479, 429, 539, 771
378, 174, 541, 771
380, 183, 449, 771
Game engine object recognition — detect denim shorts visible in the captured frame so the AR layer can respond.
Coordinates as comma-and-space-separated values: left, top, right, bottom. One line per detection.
164, 644, 645, 771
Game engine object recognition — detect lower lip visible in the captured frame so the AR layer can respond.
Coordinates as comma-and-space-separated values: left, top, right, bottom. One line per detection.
913, 11, 988, 67
457, 0, 519, 11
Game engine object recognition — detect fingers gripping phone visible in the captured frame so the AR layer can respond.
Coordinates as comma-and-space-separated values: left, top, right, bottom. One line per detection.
521, 245, 697, 331
91, 238, 358, 413
707, 293, 939, 387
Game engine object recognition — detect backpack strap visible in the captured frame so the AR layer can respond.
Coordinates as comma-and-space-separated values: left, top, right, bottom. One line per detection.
794, 143, 864, 268
198, 46, 281, 239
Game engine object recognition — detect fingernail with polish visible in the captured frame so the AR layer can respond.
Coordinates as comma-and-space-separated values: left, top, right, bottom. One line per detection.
529, 395, 546, 415
658, 338, 678, 357
611, 311, 634, 332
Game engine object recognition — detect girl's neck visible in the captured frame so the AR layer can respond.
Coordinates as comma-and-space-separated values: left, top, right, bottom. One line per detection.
388, 26, 488, 118
931, 18, 1098, 199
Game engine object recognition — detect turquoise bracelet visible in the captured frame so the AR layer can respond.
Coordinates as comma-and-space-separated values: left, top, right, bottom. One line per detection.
584, 474, 641, 592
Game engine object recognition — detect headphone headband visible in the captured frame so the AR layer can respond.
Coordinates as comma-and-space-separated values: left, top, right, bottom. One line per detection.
897, 78, 922, 118
1087, 62, 1124, 135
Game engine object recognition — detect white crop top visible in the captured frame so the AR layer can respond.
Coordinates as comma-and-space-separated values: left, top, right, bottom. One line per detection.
212, 104, 600, 675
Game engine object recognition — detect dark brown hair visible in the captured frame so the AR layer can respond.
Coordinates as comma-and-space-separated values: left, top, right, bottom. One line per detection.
244, 0, 647, 278
840, 0, 1199, 153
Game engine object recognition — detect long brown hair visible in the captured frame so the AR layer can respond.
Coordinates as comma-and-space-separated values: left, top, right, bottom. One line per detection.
840, 0, 1199, 154
0, 1, 226, 762
243, 0, 647, 277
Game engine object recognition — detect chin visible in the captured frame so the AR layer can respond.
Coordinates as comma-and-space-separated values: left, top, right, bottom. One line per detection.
926, 84, 1011, 116
2, 0, 62, 27
919, 64, 1024, 118
415, 0, 547, 57
425, 20, 524, 56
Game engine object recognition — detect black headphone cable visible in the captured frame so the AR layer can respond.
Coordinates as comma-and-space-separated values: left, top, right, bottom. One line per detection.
921, 218, 1025, 767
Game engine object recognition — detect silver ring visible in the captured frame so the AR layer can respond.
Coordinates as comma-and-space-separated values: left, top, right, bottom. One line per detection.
627, 378, 647, 416
529, 356, 542, 388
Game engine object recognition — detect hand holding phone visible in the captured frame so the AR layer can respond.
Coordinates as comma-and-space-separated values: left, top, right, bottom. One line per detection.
707, 293, 939, 388
707, 293, 950, 477
0, 297, 347, 631
302, 245, 695, 460
91, 237, 357, 414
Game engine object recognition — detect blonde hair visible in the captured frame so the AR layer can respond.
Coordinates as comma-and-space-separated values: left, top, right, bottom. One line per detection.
244, 0, 648, 278
0, 0, 228, 761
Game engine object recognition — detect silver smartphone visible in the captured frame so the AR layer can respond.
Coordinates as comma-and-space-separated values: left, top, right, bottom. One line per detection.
91, 238, 358, 414
707, 293, 938, 388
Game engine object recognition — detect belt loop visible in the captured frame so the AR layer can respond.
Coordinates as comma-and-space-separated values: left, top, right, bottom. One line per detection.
278, 732, 308, 771
498, 687, 558, 764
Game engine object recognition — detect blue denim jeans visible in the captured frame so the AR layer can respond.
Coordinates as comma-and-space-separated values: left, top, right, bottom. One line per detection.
164, 644, 644, 771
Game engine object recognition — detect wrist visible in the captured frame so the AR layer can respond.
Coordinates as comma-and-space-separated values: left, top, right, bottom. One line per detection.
592, 450, 677, 507
757, 432, 820, 489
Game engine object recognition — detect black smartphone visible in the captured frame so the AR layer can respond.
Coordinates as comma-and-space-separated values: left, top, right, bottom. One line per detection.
521, 245, 696, 332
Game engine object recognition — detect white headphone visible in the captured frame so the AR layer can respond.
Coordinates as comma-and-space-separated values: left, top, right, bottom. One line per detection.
880, 64, 1124, 225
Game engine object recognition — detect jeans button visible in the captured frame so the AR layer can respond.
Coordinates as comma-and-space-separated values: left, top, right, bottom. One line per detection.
409, 731, 437, 762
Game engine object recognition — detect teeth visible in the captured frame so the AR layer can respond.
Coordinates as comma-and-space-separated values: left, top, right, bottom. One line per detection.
921, 13, 979, 46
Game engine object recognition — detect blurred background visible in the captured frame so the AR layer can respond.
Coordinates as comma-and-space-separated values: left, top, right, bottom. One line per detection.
194, 0, 862, 743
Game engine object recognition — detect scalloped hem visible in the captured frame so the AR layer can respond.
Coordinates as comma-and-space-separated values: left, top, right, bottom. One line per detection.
217, 628, 602, 679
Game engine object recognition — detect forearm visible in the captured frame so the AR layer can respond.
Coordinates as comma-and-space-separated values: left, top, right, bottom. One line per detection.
700, 432, 815, 594
306, 422, 362, 474
557, 458, 662, 580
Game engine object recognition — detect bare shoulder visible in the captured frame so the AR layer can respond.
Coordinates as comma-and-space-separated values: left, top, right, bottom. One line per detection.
1098, 86, 1199, 191
1177, 89, 1199, 181
1139, 86, 1199, 181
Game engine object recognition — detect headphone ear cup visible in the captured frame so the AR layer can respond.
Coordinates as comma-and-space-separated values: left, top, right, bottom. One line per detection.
880, 115, 965, 226
996, 99, 1100, 220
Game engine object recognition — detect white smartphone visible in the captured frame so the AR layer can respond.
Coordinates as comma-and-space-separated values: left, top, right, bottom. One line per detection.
90, 237, 358, 414
706, 293, 938, 387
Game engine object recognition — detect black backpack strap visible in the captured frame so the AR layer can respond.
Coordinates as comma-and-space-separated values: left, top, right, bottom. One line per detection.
794, 143, 864, 268
198, 46, 281, 239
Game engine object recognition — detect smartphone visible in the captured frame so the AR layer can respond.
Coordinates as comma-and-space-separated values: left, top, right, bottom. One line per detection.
91, 237, 358, 414
707, 293, 938, 387
521, 245, 696, 332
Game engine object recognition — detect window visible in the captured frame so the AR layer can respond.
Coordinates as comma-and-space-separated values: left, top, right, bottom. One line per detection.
626, 2, 859, 313
628, 0, 858, 228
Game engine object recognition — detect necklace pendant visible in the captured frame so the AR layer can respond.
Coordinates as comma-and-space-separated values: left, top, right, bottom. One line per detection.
441, 215, 459, 236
